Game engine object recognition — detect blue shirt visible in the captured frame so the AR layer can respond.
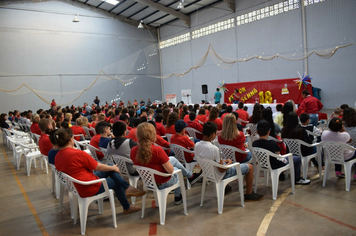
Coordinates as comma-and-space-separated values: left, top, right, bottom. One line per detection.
214, 91, 222, 102
99, 137, 111, 149
48, 149, 59, 165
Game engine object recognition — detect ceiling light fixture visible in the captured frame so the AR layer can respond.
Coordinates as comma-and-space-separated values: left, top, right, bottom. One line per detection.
104, 0, 120, 5
73, 14, 79, 22
177, 0, 184, 9
137, 20, 144, 29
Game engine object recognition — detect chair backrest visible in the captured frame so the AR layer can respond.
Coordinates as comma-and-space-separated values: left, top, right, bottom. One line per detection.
322, 141, 355, 165
134, 166, 168, 191
111, 154, 132, 177
267, 136, 283, 143
348, 131, 356, 147
317, 123, 329, 131
198, 120, 204, 125
237, 118, 249, 126
154, 143, 170, 151
185, 127, 200, 139
196, 158, 221, 183
169, 144, 193, 164
73, 134, 85, 141
89, 127, 96, 136
165, 133, 173, 142
246, 123, 257, 137
33, 133, 41, 145
83, 127, 91, 138
86, 144, 101, 162
219, 145, 238, 162
283, 138, 302, 156
251, 147, 274, 170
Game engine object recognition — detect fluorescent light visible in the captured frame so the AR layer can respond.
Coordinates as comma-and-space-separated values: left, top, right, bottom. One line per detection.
104, 0, 119, 5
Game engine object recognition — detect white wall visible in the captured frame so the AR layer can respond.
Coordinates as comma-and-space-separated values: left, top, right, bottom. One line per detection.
0, 0, 161, 112
159, 0, 356, 109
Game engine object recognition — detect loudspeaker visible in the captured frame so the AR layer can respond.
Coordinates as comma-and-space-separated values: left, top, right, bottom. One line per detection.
202, 84, 208, 94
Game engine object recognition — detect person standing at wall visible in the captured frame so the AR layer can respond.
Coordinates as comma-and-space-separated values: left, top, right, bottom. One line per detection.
214, 88, 222, 104
50, 99, 56, 109
297, 89, 323, 126
94, 96, 100, 107
233, 89, 240, 104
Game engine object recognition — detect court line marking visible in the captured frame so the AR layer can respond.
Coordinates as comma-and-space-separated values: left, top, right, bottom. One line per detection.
285, 200, 356, 231
256, 173, 320, 236
1, 146, 49, 236
149, 200, 158, 235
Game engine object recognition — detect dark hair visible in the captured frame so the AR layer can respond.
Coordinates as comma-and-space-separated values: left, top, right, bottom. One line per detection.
162, 108, 170, 126
60, 121, 69, 129
276, 104, 283, 112
198, 108, 205, 115
343, 108, 356, 127
281, 112, 303, 139
119, 114, 128, 121
208, 107, 219, 121
96, 121, 111, 135
282, 102, 294, 126
74, 113, 81, 121
328, 118, 343, 132
216, 88, 219, 91
300, 113, 310, 124
251, 103, 262, 124
302, 89, 310, 96
155, 113, 163, 122
133, 118, 143, 128
140, 116, 147, 122
128, 109, 135, 117
156, 108, 162, 114
257, 119, 270, 136
232, 111, 239, 120
167, 112, 179, 128
222, 103, 227, 110
113, 121, 127, 137
189, 111, 196, 121
340, 104, 349, 110
262, 107, 276, 137
0, 113, 7, 123
47, 129, 58, 145
203, 121, 218, 137
54, 128, 73, 148
227, 106, 233, 113
148, 120, 156, 128
238, 102, 244, 109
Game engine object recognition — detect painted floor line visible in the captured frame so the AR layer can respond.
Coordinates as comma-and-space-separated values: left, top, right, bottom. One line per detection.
149, 200, 158, 235
1, 146, 49, 236
285, 200, 356, 231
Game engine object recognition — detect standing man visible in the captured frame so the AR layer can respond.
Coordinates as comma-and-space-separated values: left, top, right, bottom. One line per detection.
233, 89, 240, 104
297, 89, 323, 126
214, 88, 222, 104
93, 96, 100, 107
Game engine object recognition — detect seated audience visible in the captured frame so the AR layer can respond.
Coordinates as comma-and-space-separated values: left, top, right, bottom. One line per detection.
165, 112, 179, 134
205, 107, 223, 130
170, 120, 195, 163
126, 118, 142, 143
236, 102, 249, 124
54, 128, 145, 214
30, 115, 41, 135
196, 108, 207, 124
155, 114, 166, 136
343, 107, 356, 133
221, 105, 233, 120
195, 121, 264, 201
70, 118, 86, 141
38, 118, 53, 156
98, 122, 113, 149
186, 111, 203, 140
0, 113, 10, 129
272, 104, 283, 121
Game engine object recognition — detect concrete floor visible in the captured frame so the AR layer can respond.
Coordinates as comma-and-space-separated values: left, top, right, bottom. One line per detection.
1, 113, 356, 236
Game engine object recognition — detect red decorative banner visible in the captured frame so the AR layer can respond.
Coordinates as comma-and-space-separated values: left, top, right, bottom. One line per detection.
224, 78, 312, 104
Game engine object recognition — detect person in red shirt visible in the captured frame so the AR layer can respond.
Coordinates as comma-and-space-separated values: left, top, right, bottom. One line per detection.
126, 118, 142, 143
205, 107, 223, 130
236, 102, 249, 126
38, 118, 53, 156
131, 122, 202, 205
170, 120, 195, 163
218, 114, 252, 163
165, 112, 179, 135
221, 106, 233, 120
186, 112, 203, 140
196, 108, 207, 124
147, 121, 172, 156
297, 89, 323, 126
155, 114, 166, 136
54, 128, 145, 214
30, 115, 42, 135
70, 118, 86, 141
50, 99, 56, 109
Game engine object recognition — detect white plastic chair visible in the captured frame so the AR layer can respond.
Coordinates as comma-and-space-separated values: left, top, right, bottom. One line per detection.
111, 155, 141, 204
317, 123, 329, 132
237, 118, 249, 126
283, 138, 322, 179
18, 142, 48, 176
165, 133, 173, 142
44, 155, 60, 199
348, 130, 356, 147
33, 133, 41, 145
322, 141, 356, 191
58, 172, 117, 235
196, 158, 244, 214
134, 166, 187, 225
73, 134, 85, 141
246, 123, 257, 138
58, 170, 75, 219
252, 147, 295, 200
185, 127, 202, 139
83, 127, 91, 138
86, 144, 104, 162
169, 144, 196, 189
219, 144, 251, 163
89, 127, 96, 136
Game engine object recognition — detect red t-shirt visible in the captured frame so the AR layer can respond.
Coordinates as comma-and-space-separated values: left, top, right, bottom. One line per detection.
91, 122, 97, 129
170, 134, 195, 162
155, 122, 166, 136
205, 118, 223, 130
90, 134, 104, 160
55, 147, 100, 198
218, 132, 247, 162
236, 109, 249, 122
131, 144, 170, 183
221, 113, 229, 121
71, 126, 86, 141
196, 115, 207, 123
297, 95, 323, 115
155, 135, 170, 155
187, 120, 203, 140
39, 133, 53, 156
127, 128, 138, 142
165, 125, 176, 135
183, 115, 190, 123
30, 123, 41, 135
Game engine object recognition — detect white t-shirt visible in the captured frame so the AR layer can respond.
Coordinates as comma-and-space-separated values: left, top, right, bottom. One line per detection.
321, 131, 354, 160
195, 140, 225, 182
